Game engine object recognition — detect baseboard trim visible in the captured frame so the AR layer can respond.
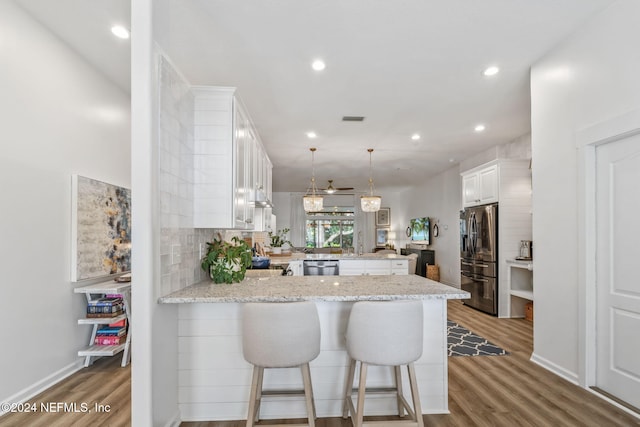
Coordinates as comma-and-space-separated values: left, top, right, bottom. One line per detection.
0, 359, 84, 416
530, 353, 640, 420
588, 387, 640, 420
530, 352, 579, 385
164, 410, 182, 427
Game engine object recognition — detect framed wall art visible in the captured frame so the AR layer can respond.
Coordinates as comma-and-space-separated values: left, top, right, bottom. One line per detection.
376, 228, 389, 247
71, 175, 131, 281
376, 207, 390, 227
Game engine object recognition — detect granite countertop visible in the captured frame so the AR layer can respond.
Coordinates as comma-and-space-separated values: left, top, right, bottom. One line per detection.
158, 274, 470, 304
268, 252, 408, 267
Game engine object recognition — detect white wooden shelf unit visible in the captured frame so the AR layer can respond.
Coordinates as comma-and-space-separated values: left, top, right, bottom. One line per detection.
506, 259, 533, 318
74, 280, 132, 367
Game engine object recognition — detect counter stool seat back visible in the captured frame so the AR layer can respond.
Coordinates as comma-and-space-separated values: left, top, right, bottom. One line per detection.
343, 300, 425, 427
243, 301, 320, 367
242, 301, 321, 427
346, 300, 423, 365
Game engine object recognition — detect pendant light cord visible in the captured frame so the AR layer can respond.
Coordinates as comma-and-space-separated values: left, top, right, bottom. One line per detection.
310, 147, 317, 196
368, 148, 375, 196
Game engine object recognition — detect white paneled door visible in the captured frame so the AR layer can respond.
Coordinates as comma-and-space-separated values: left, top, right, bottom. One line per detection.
596, 133, 640, 409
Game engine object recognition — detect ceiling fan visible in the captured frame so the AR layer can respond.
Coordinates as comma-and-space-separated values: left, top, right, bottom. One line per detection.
320, 180, 354, 194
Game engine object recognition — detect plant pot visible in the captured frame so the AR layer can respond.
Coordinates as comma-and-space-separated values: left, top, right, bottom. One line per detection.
209, 258, 245, 283
272, 247, 282, 255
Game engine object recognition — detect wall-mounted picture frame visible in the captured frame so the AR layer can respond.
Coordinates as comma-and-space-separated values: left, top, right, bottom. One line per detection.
376, 207, 390, 227
376, 228, 389, 247
71, 175, 131, 282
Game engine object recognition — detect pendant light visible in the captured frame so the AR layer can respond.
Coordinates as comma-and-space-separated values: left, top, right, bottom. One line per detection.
361, 148, 382, 212
303, 147, 323, 212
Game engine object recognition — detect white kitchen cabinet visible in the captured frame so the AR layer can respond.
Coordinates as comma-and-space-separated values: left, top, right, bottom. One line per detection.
233, 103, 256, 228
251, 140, 275, 231
391, 259, 409, 275
339, 259, 408, 276
461, 163, 498, 207
193, 86, 272, 230
339, 259, 367, 276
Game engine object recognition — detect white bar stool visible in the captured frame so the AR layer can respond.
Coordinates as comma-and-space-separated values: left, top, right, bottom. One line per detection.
242, 301, 321, 427
342, 300, 424, 427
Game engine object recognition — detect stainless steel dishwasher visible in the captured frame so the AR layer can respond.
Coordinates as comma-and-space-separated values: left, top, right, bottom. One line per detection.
303, 260, 339, 276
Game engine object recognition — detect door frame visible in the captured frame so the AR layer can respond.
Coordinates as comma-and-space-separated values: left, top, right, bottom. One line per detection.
576, 108, 640, 396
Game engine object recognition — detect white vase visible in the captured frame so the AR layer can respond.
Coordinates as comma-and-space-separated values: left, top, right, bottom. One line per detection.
272, 247, 282, 254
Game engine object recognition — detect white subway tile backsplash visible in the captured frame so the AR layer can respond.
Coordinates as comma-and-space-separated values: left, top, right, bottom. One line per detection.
158, 57, 226, 295
159, 56, 200, 293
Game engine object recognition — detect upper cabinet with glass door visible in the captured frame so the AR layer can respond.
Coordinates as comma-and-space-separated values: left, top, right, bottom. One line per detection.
192, 86, 272, 229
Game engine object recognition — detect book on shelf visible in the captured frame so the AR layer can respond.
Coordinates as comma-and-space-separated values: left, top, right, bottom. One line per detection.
87, 303, 123, 314
86, 310, 123, 318
96, 326, 126, 337
87, 297, 123, 307
94, 335, 127, 346
109, 319, 127, 328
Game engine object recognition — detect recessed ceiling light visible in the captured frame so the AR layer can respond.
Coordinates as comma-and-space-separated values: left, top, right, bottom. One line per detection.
411, 133, 421, 141
449, 158, 455, 163
311, 59, 326, 71
306, 131, 317, 139
474, 124, 486, 132
111, 25, 130, 39
483, 66, 499, 77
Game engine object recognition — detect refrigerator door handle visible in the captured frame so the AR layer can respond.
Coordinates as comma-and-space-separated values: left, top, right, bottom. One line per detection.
461, 271, 489, 282
461, 261, 489, 268
469, 212, 478, 255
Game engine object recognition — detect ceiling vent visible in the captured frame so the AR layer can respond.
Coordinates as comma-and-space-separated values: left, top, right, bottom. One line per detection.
342, 116, 365, 122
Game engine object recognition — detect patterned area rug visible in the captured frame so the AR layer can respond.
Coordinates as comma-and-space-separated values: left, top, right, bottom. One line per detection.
447, 320, 509, 357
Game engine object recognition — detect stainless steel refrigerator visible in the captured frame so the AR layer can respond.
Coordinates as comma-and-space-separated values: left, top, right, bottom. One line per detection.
460, 203, 498, 315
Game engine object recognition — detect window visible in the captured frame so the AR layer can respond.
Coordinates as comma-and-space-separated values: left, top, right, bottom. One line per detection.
305, 207, 354, 249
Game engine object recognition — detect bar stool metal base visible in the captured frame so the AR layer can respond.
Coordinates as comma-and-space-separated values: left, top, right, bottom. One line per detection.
342, 359, 424, 427
246, 363, 317, 427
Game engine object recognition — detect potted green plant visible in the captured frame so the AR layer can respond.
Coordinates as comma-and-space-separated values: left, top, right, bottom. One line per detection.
268, 228, 292, 254
201, 235, 252, 284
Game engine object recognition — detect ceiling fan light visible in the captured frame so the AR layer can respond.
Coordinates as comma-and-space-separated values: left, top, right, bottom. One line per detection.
360, 195, 381, 212
303, 195, 323, 212
325, 180, 337, 194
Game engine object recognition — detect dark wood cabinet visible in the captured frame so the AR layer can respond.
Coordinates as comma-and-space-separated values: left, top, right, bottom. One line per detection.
401, 247, 435, 277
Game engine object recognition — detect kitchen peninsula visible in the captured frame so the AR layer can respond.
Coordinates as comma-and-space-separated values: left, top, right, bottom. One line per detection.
160, 274, 467, 421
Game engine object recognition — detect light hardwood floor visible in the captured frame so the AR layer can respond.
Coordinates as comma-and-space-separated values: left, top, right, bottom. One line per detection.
0, 356, 130, 427
1, 300, 639, 427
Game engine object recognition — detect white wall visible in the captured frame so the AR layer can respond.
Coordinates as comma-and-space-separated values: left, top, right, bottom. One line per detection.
0, 1, 130, 406
384, 168, 462, 286
530, 0, 640, 381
